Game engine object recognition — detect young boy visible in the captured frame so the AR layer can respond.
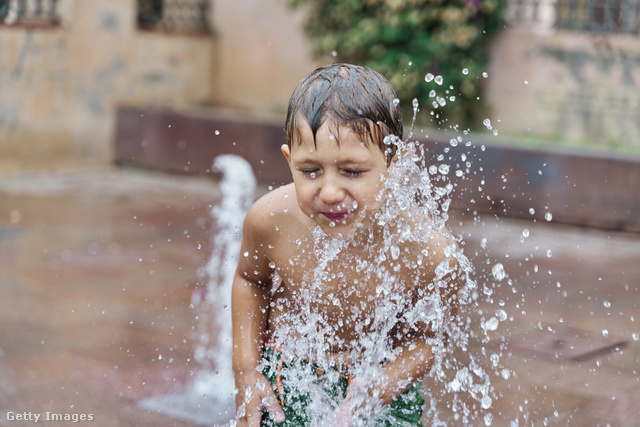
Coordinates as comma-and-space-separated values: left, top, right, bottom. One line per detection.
231, 63, 462, 426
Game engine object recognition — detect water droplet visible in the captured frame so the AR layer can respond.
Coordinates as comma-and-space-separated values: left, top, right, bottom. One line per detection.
545, 212, 553, 222
603, 300, 611, 308
390, 245, 400, 260
529, 208, 536, 215
425, 73, 434, 82
429, 89, 436, 98
484, 317, 499, 332
214, 130, 220, 135
602, 329, 609, 338
522, 229, 530, 238
483, 118, 492, 130
482, 71, 489, 78
393, 98, 400, 106
632, 333, 639, 341
481, 395, 493, 409
492, 263, 506, 281
462, 68, 469, 75
434, 75, 443, 85
331, 50, 337, 57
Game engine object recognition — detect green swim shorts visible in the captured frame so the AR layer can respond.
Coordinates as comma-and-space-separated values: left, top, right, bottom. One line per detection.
260, 345, 424, 426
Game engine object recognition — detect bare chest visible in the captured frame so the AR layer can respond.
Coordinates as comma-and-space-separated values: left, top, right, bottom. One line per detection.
269, 242, 422, 347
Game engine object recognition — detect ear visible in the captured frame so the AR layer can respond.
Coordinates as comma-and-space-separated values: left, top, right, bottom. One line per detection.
281, 144, 292, 167
390, 143, 406, 164
387, 147, 400, 165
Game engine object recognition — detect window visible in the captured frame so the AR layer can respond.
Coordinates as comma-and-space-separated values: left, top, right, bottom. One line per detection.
137, 0, 209, 34
508, 0, 640, 34
555, 0, 640, 34
0, 0, 58, 26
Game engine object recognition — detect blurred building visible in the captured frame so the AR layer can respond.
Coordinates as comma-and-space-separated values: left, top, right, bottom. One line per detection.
487, 0, 640, 149
1, 0, 639, 173
0, 0, 315, 172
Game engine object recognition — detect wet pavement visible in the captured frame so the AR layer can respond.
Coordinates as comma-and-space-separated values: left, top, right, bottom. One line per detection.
0, 168, 639, 426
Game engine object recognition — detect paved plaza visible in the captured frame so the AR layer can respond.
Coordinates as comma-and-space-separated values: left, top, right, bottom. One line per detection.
0, 168, 639, 426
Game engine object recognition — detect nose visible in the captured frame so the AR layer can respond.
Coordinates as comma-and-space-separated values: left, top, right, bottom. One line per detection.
318, 176, 345, 205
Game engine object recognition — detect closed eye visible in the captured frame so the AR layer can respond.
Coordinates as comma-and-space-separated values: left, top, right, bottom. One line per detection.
300, 169, 319, 177
344, 170, 363, 178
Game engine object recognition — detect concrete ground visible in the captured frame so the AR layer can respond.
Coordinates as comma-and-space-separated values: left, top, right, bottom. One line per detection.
0, 168, 638, 426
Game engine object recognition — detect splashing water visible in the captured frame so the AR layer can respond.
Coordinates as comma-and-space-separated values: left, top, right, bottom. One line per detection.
258, 132, 498, 425
139, 155, 256, 425
194, 154, 256, 398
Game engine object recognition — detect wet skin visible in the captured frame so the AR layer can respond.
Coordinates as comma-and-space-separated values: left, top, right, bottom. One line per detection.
231, 121, 461, 425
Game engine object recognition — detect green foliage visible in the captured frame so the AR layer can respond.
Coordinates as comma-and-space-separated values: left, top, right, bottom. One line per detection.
288, 0, 508, 129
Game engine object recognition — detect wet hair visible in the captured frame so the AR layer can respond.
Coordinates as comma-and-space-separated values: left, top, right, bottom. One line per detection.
284, 63, 403, 164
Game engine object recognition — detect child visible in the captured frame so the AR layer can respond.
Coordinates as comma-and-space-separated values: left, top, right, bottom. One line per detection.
231, 63, 462, 426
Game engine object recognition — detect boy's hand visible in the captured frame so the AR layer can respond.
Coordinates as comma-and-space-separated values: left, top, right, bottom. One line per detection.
335, 377, 368, 426
235, 372, 285, 426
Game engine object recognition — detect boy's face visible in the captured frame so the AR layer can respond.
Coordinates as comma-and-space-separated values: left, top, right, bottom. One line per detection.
282, 121, 388, 236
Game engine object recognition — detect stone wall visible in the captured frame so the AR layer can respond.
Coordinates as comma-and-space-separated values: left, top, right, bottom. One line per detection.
486, 27, 640, 150
0, 0, 215, 171
209, 0, 318, 114
3, 0, 640, 173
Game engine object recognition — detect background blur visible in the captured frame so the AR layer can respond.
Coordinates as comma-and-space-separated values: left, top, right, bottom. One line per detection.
2, 0, 640, 174
2, 2, 640, 426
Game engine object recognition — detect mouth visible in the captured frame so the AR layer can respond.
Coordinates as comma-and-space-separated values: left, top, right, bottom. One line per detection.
321, 211, 350, 223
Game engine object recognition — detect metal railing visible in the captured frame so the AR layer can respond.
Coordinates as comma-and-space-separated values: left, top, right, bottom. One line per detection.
0, 0, 57, 26
508, 0, 640, 33
137, 0, 209, 34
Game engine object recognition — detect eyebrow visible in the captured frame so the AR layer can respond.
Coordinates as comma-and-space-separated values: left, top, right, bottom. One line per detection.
292, 156, 373, 167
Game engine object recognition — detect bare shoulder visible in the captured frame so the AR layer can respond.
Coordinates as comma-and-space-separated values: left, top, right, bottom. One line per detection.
243, 183, 299, 239
401, 227, 462, 306
430, 226, 458, 255
415, 226, 459, 271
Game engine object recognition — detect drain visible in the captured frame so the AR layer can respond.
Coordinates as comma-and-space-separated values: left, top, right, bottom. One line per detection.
508, 324, 627, 361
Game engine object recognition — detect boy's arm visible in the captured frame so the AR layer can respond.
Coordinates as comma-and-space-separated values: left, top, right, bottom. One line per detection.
340, 236, 462, 418
232, 205, 285, 425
